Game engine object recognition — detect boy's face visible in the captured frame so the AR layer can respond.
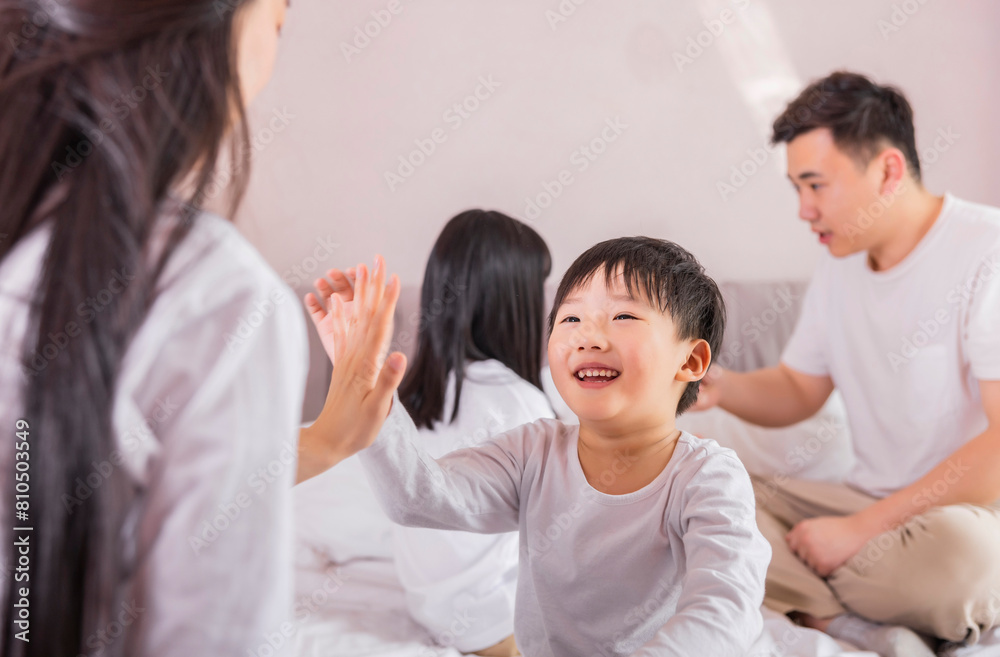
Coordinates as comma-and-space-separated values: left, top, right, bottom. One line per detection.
786, 128, 895, 258
547, 267, 699, 431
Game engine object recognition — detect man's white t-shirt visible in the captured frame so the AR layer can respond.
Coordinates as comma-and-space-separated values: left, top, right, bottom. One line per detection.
782, 193, 1000, 497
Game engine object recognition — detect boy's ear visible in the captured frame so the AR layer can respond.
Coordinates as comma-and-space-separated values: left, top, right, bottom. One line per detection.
676, 339, 711, 383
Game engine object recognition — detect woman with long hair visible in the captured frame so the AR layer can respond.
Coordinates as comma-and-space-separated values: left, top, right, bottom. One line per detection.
0, 1, 402, 655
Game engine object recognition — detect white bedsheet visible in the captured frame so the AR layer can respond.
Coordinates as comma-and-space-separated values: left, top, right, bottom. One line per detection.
289, 559, 1000, 657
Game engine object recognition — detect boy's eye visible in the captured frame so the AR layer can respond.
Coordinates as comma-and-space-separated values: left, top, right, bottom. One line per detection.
560, 316, 579, 323
614, 313, 636, 320
810, 183, 822, 191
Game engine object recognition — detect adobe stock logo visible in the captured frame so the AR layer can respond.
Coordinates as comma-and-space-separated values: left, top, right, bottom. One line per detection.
383, 75, 502, 193
522, 117, 629, 222
673, 0, 751, 72
340, 0, 414, 63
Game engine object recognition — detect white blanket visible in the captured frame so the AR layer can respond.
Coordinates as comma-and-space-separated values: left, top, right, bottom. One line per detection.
289, 558, 1000, 657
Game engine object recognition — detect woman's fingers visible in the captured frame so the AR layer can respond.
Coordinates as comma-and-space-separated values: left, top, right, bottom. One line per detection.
370, 254, 386, 314
351, 255, 387, 329
315, 277, 337, 308
375, 271, 400, 354
330, 293, 348, 365
353, 263, 369, 323
358, 256, 385, 322
357, 274, 403, 424
368, 272, 399, 363
329, 256, 399, 386
348, 274, 394, 391
304, 292, 327, 328
327, 268, 356, 302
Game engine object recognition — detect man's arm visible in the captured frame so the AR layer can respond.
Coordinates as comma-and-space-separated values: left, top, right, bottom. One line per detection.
787, 379, 1000, 576
697, 364, 835, 428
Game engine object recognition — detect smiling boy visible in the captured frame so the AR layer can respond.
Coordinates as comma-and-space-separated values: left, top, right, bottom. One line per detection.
342, 237, 770, 656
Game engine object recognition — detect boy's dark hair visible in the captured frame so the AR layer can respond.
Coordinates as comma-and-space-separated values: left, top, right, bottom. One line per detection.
548, 237, 725, 415
771, 71, 921, 182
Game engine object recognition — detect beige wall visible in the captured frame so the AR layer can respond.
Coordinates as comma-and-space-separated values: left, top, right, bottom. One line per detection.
235, 0, 1000, 289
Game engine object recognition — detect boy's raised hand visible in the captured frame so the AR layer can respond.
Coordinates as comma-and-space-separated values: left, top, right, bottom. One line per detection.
297, 255, 408, 483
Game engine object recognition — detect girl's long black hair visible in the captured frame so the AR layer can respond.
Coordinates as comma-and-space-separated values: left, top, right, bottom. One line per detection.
399, 210, 552, 430
0, 1, 254, 654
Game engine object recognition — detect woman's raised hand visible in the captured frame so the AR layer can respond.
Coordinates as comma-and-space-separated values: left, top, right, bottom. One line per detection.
297, 255, 408, 483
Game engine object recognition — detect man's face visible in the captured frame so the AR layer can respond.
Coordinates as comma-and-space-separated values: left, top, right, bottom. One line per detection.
547, 268, 693, 432
786, 128, 890, 258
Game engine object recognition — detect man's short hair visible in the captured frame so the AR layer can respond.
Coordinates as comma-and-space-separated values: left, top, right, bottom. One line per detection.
771, 71, 921, 182
548, 237, 726, 415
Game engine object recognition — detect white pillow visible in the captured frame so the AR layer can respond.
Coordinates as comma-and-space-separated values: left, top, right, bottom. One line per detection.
293, 454, 395, 567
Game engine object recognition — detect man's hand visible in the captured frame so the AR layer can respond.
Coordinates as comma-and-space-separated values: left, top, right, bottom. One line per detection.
690, 367, 726, 412
785, 514, 877, 577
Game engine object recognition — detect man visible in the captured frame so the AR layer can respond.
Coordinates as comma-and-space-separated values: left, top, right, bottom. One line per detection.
697, 71, 1000, 656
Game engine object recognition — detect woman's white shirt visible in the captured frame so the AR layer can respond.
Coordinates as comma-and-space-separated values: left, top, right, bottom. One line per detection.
0, 213, 308, 656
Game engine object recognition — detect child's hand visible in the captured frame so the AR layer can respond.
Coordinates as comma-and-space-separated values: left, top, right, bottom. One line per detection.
305, 266, 357, 367
297, 255, 408, 483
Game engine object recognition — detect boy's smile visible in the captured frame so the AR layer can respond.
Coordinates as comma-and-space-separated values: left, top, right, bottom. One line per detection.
573, 362, 621, 387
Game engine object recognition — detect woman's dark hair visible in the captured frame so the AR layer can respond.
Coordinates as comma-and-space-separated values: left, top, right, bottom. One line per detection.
0, 1, 254, 654
548, 236, 725, 415
771, 70, 922, 182
399, 210, 552, 430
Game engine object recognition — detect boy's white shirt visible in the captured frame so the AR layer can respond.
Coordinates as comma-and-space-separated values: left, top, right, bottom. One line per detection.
360, 394, 770, 657
782, 193, 1000, 497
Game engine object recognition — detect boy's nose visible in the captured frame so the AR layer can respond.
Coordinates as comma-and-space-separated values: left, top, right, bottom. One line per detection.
573, 323, 609, 350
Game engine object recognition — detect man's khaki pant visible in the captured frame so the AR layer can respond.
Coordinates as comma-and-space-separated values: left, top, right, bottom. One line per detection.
751, 474, 1000, 644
